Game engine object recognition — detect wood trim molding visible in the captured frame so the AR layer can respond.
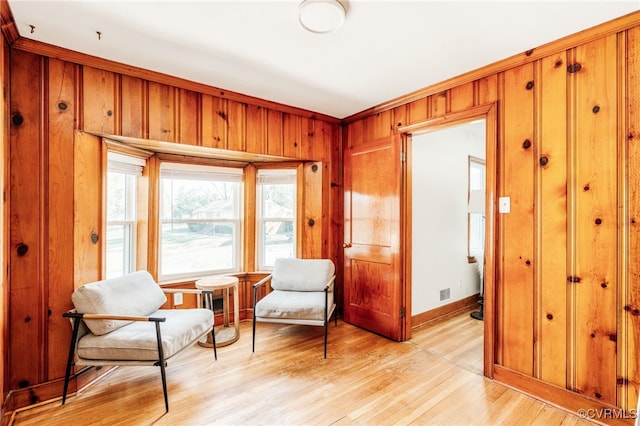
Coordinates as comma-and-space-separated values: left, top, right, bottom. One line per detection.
345, 10, 640, 123
10, 38, 341, 124
493, 365, 636, 426
0, 0, 19, 44
398, 103, 495, 135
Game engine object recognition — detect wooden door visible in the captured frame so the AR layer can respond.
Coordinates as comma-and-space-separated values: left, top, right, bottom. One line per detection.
343, 134, 405, 341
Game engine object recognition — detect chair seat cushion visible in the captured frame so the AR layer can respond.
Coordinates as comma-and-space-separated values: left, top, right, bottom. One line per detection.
77, 308, 213, 361
255, 290, 333, 321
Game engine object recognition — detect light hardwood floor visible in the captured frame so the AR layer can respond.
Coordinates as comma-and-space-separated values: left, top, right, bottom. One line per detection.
11, 309, 596, 425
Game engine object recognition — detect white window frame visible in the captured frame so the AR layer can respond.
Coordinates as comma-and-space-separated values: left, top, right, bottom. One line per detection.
468, 156, 486, 260
256, 169, 297, 270
159, 162, 243, 281
106, 152, 145, 278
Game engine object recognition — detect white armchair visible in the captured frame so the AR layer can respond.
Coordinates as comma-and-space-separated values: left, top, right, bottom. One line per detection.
62, 271, 216, 412
252, 258, 337, 358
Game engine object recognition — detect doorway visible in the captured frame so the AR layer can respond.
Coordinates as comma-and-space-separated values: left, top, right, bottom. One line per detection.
400, 102, 497, 377
408, 120, 486, 374
410, 120, 486, 319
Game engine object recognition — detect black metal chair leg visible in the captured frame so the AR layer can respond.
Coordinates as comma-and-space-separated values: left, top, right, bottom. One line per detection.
323, 321, 328, 359
252, 287, 258, 353
207, 292, 217, 360
154, 322, 169, 413
62, 316, 82, 405
211, 326, 217, 360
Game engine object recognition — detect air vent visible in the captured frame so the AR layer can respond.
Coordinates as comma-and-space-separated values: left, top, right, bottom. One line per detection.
439, 288, 451, 301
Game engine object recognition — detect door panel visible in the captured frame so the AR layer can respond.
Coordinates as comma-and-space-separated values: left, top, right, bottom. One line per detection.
343, 135, 404, 341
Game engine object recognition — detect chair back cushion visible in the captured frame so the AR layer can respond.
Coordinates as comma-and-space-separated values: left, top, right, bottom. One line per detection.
271, 258, 335, 291
71, 271, 167, 336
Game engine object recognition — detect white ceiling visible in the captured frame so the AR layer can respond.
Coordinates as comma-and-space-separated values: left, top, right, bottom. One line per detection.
7, 0, 640, 119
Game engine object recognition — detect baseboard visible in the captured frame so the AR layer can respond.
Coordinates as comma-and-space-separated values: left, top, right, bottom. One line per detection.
493, 365, 636, 425
2, 365, 113, 414
411, 293, 480, 329
1, 391, 13, 426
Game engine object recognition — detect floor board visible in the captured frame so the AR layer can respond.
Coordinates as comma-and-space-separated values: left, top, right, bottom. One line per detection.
11, 309, 595, 425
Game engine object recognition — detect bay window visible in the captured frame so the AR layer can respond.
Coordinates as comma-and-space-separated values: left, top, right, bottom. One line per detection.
106, 152, 145, 278
159, 163, 242, 280
257, 169, 297, 270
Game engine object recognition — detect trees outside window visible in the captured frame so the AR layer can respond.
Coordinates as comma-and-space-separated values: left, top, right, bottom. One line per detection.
159, 163, 242, 280
106, 153, 145, 278
257, 169, 296, 270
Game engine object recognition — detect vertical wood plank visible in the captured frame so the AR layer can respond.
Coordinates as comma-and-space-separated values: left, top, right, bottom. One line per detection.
201, 94, 227, 149
73, 131, 103, 286
246, 105, 266, 154
364, 110, 392, 141
328, 121, 343, 305
573, 35, 618, 405
430, 92, 447, 117
0, 41, 6, 400
301, 116, 315, 160
345, 119, 364, 149
283, 113, 301, 158
120, 75, 145, 138
46, 58, 76, 380
9, 50, 44, 389
302, 162, 323, 258
313, 119, 330, 162
178, 88, 200, 144
449, 82, 474, 112
498, 63, 535, 375
625, 25, 640, 412
266, 109, 283, 156
537, 52, 568, 387
407, 98, 428, 125
148, 81, 176, 142
243, 165, 257, 272
82, 66, 116, 134
135, 159, 150, 274
393, 105, 407, 133
144, 156, 160, 278
227, 99, 246, 152
476, 75, 499, 105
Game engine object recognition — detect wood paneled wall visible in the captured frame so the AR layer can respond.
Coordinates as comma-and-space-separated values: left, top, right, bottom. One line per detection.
5, 46, 341, 408
343, 17, 640, 413
0, 37, 7, 417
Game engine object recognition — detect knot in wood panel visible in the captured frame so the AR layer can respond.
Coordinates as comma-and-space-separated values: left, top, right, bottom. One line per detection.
567, 63, 582, 73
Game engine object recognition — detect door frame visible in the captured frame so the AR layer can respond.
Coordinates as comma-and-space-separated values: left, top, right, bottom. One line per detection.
398, 102, 498, 378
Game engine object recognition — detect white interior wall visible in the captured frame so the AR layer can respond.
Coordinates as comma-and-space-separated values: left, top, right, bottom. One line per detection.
411, 120, 485, 315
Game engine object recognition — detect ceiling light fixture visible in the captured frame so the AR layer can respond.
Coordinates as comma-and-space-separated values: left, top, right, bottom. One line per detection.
297, 0, 345, 34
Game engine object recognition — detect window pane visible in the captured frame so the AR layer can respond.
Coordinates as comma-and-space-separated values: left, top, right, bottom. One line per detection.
107, 173, 126, 221
161, 178, 238, 220
106, 169, 137, 278
106, 224, 129, 278
257, 169, 297, 269
262, 184, 295, 218
468, 157, 486, 259
262, 220, 295, 266
159, 165, 241, 279
160, 222, 236, 276
469, 213, 484, 257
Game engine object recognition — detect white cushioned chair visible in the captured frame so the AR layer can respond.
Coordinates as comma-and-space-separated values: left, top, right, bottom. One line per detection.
252, 258, 337, 358
62, 271, 216, 412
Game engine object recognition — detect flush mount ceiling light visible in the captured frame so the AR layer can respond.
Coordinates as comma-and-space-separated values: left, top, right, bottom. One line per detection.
297, 0, 346, 34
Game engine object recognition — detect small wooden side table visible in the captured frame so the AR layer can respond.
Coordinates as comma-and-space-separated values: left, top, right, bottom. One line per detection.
195, 276, 240, 347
